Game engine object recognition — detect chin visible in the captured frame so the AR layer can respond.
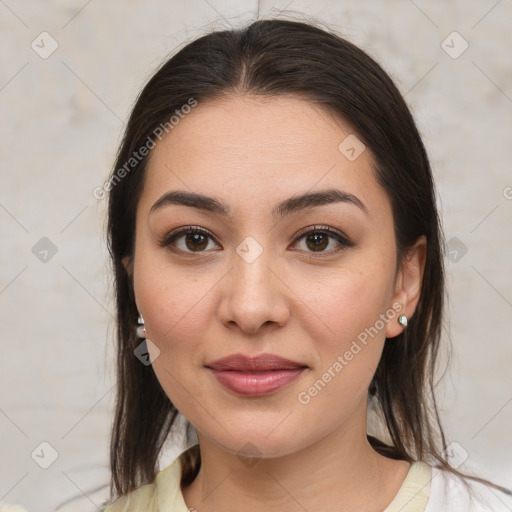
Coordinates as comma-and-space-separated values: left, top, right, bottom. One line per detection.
196, 418, 311, 461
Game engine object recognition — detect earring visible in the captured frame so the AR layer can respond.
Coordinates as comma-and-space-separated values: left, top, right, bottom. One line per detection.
398, 314, 408, 328
136, 314, 146, 338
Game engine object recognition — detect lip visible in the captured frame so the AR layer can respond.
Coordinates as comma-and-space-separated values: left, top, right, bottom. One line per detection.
205, 353, 308, 396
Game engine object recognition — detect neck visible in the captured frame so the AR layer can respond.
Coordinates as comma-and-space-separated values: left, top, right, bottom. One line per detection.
181, 404, 410, 512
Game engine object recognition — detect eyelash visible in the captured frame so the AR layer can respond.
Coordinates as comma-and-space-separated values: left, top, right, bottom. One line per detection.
157, 225, 354, 257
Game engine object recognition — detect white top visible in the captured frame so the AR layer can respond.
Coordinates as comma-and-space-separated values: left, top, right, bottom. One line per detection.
104, 445, 512, 511
425, 466, 512, 512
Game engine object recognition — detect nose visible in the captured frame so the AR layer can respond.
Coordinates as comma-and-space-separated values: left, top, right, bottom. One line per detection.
217, 246, 291, 335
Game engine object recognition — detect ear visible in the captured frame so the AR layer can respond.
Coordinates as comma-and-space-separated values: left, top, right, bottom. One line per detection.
385, 235, 427, 338
122, 255, 133, 279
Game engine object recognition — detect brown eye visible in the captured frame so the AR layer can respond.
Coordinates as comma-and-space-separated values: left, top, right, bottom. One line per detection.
159, 225, 353, 256
183, 232, 209, 251
305, 232, 329, 252
292, 226, 354, 254
158, 226, 220, 254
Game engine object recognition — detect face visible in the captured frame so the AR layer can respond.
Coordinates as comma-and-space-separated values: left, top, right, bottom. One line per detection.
124, 94, 422, 459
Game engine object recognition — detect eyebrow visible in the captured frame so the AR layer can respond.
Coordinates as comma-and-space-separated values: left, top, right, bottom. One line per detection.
149, 188, 368, 218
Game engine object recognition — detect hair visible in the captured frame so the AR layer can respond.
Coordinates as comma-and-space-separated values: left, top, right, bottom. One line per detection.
105, 16, 510, 502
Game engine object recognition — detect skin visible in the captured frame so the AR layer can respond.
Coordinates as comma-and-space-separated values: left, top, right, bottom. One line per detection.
123, 94, 426, 512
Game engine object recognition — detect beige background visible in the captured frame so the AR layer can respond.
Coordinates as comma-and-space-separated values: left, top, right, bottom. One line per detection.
1, 1, 511, 510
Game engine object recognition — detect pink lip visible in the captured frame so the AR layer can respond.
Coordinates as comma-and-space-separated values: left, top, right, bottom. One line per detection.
205, 353, 308, 396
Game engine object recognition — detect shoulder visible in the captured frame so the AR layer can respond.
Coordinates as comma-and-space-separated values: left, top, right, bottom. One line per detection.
425, 466, 512, 512
103, 449, 190, 512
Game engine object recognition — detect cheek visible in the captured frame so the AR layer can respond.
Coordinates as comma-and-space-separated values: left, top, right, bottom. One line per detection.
134, 265, 217, 415
297, 258, 395, 394
132, 245, 217, 353
136, 271, 214, 354
294, 282, 389, 431
301, 262, 395, 344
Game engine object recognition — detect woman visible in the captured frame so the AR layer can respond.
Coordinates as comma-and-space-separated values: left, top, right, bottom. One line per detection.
103, 18, 511, 511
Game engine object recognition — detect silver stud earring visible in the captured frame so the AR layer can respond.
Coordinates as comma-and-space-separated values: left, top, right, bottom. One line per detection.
398, 314, 408, 328
136, 314, 146, 338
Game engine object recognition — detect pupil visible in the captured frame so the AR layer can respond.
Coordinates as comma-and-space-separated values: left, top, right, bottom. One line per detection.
307, 233, 327, 251
186, 233, 207, 251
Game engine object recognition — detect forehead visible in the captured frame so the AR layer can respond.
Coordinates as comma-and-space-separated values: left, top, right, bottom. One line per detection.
138, 94, 389, 219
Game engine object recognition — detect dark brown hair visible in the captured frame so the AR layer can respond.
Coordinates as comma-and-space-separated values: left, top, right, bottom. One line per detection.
106, 17, 510, 502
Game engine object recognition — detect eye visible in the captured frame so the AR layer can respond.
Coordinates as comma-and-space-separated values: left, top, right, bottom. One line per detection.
291, 225, 354, 254
158, 226, 220, 254
158, 224, 354, 256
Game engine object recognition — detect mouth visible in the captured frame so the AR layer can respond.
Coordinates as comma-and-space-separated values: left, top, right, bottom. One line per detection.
205, 353, 309, 396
